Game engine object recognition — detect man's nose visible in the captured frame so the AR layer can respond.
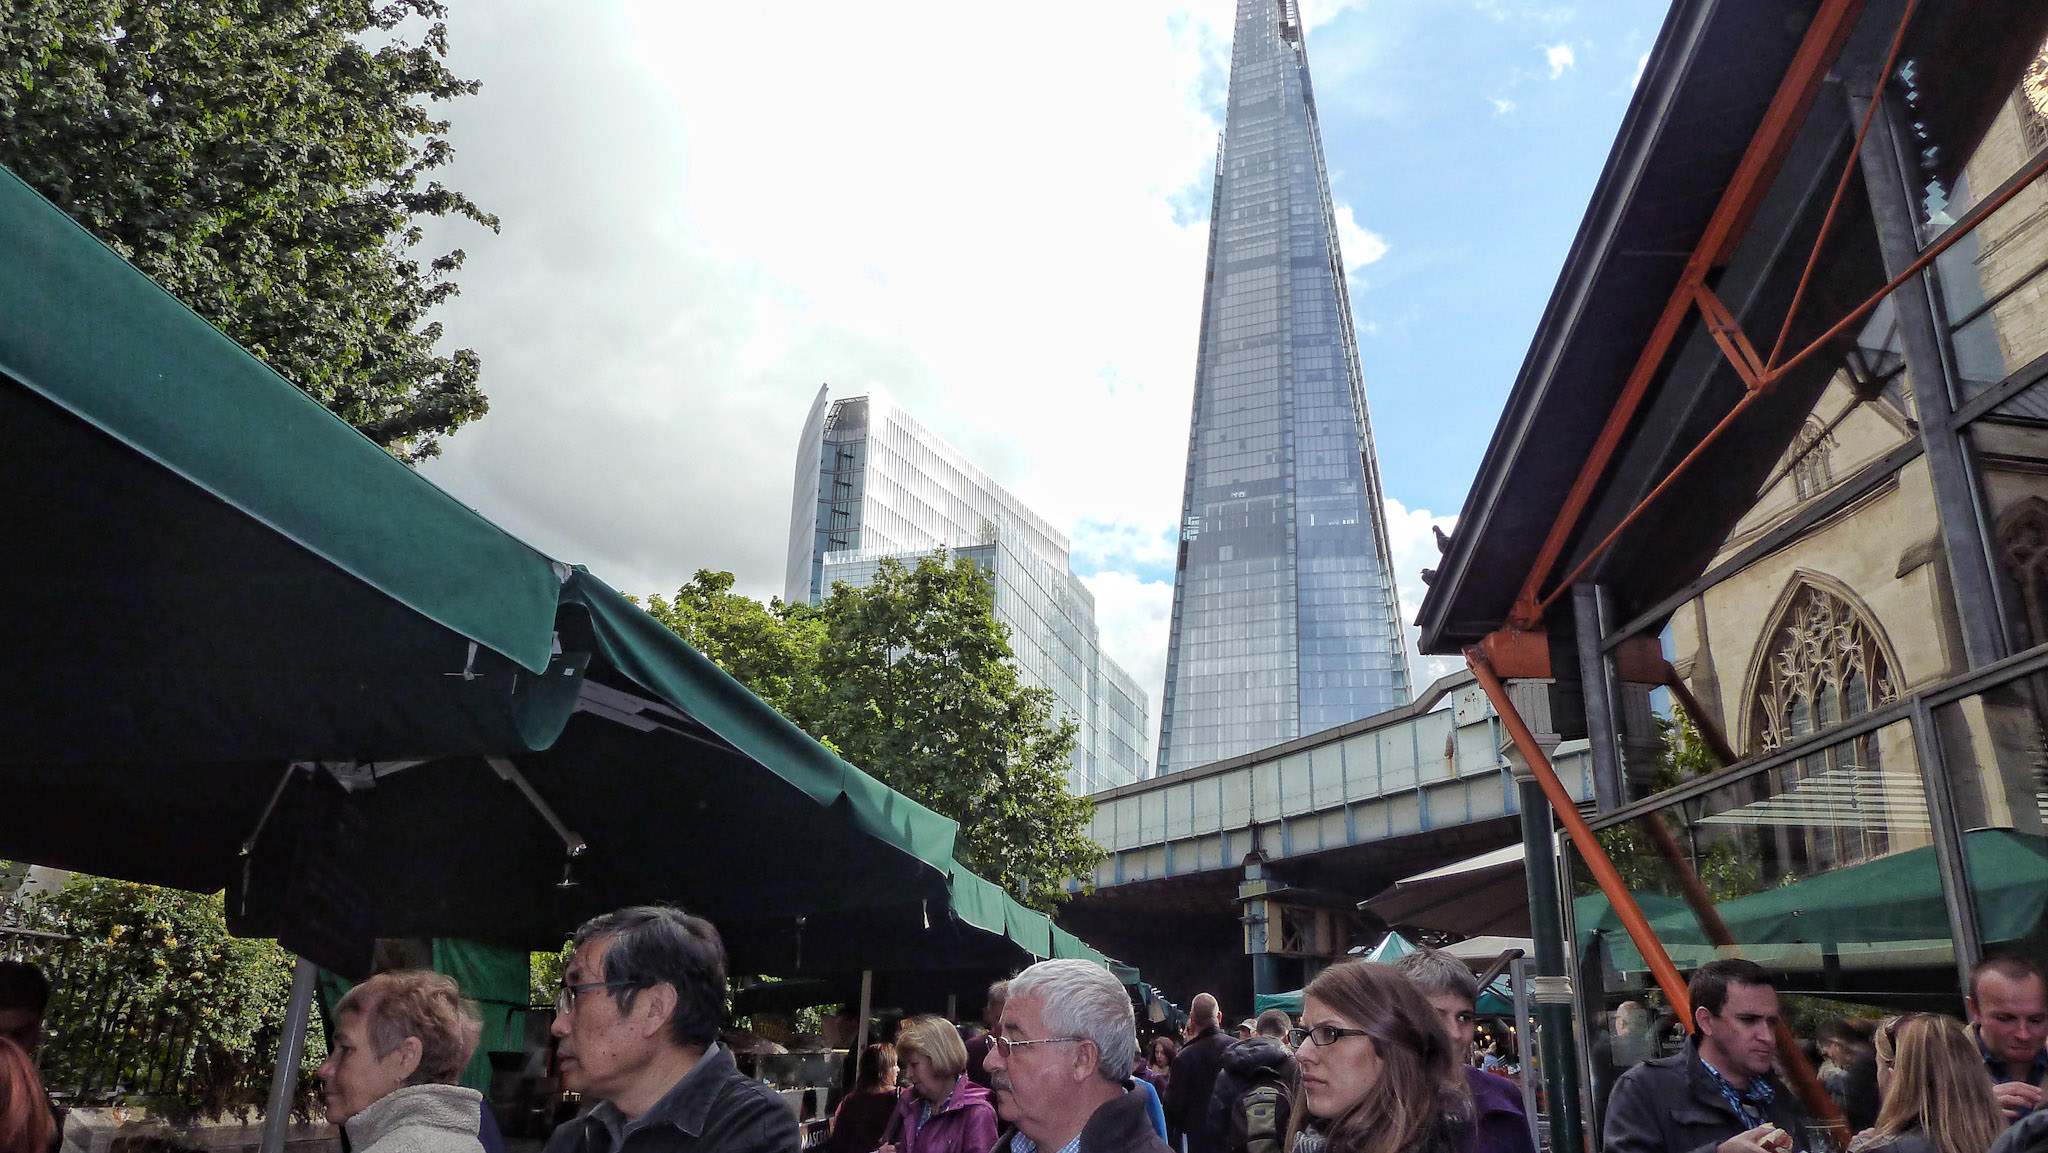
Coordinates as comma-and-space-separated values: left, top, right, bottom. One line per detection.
550, 1012, 570, 1038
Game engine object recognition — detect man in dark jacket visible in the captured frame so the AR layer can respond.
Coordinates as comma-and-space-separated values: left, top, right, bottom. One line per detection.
1205, 1010, 1298, 1153
1602, 960, 1805, 1153
986, 959, 1170, 1153
1392, 948, 1535, 1153
544, 906, 798, 1153
1166, 993, 1232, 1153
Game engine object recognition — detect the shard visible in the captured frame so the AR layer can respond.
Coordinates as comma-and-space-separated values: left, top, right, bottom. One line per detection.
1157, 0, 1410, 774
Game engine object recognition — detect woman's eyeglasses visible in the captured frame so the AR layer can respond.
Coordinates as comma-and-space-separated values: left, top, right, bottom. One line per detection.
1288, 1025, 1373, 1047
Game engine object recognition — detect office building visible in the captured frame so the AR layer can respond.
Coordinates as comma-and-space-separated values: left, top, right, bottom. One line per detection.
785, 387, 1150, 793
1157, 0, 1411, 774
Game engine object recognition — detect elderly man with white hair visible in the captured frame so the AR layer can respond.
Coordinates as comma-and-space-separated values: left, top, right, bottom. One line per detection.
985, 959, 1170, 1153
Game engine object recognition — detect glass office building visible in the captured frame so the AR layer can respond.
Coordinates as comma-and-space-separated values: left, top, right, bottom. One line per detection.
784, 387, 1151, 794
1157, 0, 1410, 775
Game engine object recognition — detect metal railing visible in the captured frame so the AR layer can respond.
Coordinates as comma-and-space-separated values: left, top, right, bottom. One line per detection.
0, 895, 303, 1118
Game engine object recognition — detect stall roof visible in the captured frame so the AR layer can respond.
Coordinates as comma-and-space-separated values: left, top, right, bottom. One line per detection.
1418, 0, 2048, 653
0, 163, 1115, 980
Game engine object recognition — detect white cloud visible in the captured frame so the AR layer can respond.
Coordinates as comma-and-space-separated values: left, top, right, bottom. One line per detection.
1384, 496, 1465, 691
1545, 42, 1576, 78
415, 2, 1239, 679
1630, 52, 1649, 89
1299, 0, 1368, 29
1081, 569, 1176, 767
1489, 97, 1517, 115
1333, 203, 1390, 276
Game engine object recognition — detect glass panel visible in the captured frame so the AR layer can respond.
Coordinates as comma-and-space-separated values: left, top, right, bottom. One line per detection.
1931, 679, 2048, 952
1968, 377, 2048, 649
1569, 721, 1953, 1140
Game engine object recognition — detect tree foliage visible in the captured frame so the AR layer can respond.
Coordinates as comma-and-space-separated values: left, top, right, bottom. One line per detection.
0, 0, 496, 458
19, 876, 322, 1119
646, 557, 1104, 911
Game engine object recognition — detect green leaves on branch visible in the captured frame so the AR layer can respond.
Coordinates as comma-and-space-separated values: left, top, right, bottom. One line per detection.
0, 0, 495, 459
646, 555, 1105, 911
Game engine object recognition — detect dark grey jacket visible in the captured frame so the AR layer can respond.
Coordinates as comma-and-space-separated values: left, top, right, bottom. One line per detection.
1601, 1041, 1806, 1153
993, 1082, 1173, 1153
542, 1044, 798, 1153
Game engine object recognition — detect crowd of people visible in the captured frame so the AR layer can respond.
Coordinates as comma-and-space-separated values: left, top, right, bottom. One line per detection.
1600, 954, 2048, 1153
7, 913, 2048, 1153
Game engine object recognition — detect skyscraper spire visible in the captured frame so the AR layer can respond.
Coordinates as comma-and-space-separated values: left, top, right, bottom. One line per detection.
1156, 0, 1410, 775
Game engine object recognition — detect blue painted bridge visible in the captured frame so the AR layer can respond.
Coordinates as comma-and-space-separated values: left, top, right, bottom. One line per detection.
1057, 671, 1596, 1008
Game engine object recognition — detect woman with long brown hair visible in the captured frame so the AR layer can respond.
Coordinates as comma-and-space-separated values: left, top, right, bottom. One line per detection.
0, 1036, 54, 1153
1848, 1013, 2005, 1153
1283, 962, 1467, 1153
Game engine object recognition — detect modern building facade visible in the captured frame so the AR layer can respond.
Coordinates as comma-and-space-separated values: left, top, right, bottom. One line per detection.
784, 387, 1151, 794
1157, 0, 1410, 776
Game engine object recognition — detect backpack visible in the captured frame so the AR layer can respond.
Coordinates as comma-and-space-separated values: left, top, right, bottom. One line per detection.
1232, 1065, 1292, 1153
1206, 1040, 1296, 1153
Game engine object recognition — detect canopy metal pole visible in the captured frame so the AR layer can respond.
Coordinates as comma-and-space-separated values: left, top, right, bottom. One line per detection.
853, 969, 873, 1069
260, 955, 319, 1153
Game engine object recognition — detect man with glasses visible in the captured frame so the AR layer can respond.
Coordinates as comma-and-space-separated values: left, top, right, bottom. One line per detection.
543, 906, 797, 1153
985, 958, 1169, 1153
1602, 959, 1805, 1153
1966, 952, 2048, 1120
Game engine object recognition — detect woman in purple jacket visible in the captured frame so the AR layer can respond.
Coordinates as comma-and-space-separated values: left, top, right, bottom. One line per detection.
880, 1016, 998, 1153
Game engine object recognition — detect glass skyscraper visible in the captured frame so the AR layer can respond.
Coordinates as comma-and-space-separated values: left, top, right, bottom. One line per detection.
1156, 0, 1410, 775
784, 387, 1151, 794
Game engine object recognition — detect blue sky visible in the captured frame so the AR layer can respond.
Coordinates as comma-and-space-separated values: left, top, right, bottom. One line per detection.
415, 0, 1672, 764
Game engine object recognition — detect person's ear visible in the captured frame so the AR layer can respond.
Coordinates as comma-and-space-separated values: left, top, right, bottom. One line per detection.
1693, 1004, 1713, 1035
633, 983, 679, 1039
394, 1035, 424, 1082
1069, 1040, 1098, 1084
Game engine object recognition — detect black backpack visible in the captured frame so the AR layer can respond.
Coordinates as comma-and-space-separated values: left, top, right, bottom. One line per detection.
1207, 1039, 1296, 1153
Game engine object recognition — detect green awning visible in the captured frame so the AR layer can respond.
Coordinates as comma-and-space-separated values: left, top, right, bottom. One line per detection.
0, 161, 1132, 988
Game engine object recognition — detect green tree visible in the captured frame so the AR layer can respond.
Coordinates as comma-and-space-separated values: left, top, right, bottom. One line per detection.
26, 876, 322, 1119
0, 0, 496, 459
646, 571, 823, 719
645, 555, 1104, 911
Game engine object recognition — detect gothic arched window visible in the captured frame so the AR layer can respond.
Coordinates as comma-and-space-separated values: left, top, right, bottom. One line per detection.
1752, 583, 1899, 752
1789, 419, 1834, 501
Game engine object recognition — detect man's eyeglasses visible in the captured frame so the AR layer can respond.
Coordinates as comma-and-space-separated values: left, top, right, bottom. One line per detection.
992, 1035, 1088, 1057
1289, 1025, 1373, 1047
555, 980, 630, 1016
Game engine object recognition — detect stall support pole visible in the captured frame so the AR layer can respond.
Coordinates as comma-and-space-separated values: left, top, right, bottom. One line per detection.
853, 970, 874, 1067
1521, 778, 1585, 1153
259, 956, 319, 1153
1511, 956, 1542, 1153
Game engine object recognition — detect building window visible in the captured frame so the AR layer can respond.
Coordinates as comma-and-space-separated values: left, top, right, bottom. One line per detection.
1751, 582, 1899, 752
1789, 418, 1834, 501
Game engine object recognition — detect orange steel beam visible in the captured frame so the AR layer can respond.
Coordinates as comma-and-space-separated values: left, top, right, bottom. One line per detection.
1769, 145, 2048, 385
1530, 145, 2048, 616
1536, 388, 1764, 616
1464, 646, 1693, 1025
1659, 667, 1742, 767
1503, 0, 1868, 631
1765, 0, 1921, 371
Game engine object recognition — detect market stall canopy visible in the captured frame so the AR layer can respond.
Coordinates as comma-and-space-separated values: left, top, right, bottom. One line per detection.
1362, 843, 1533, 937
0, 164, 1116, 981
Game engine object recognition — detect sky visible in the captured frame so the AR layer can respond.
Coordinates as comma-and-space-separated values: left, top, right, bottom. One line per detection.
414, 0, 1672, 768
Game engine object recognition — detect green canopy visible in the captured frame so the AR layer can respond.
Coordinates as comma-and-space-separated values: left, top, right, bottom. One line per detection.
0, 163, 1122, 986
1697, 830, 2048, 947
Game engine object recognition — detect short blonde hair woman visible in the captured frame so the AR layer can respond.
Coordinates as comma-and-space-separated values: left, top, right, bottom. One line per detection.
1848, 1014, 2004, 1153
318, 971, 485, 1153
880, 1016, 996, 1153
